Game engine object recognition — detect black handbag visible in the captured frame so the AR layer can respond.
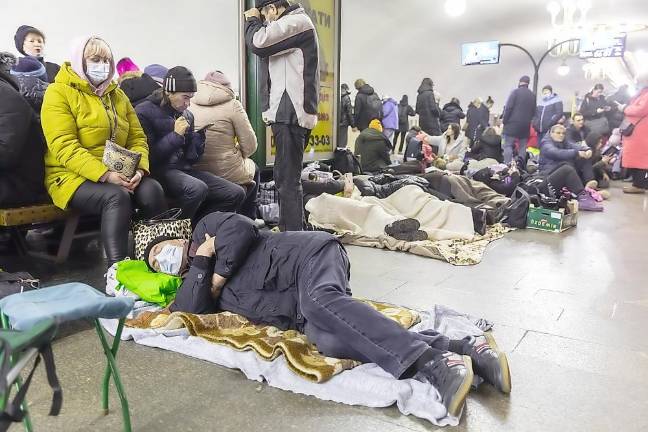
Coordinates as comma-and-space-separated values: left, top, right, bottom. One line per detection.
0, 272, 39, 300
619, 116, 645, 137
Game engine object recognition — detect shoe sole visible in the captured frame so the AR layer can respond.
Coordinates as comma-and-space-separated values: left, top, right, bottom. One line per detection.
385, 218, 420, 235
484, 332, 512, 394
447, 356, 474, 417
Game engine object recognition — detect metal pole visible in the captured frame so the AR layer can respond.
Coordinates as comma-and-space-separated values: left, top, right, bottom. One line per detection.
499, 43, 539, 93
238, 0, 247, 106
500, 39, 581, 95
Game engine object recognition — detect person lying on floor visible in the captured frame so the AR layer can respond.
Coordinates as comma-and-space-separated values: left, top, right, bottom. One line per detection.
144, 212, 511, 417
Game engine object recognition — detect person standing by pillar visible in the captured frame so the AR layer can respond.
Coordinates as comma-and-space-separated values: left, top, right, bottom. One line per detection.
338, 83, 353, 148
245, 0, 320, 231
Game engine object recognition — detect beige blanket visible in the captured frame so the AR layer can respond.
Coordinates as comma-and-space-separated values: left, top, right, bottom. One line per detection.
126, 300, 420, 383
305, 186, 509, 265
305, 185, 475, 241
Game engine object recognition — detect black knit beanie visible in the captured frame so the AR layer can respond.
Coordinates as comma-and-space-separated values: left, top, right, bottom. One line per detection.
164, 66, 197, 93
14, 25, 46, 56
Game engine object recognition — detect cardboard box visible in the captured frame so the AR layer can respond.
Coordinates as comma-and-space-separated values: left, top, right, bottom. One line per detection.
526, 200, 578, 233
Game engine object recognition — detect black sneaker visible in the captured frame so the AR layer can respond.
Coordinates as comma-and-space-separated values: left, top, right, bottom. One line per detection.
469, 333, 511, 394
387, 229, 428, 242
414, 353, 474, 417
385, 218, 420, 235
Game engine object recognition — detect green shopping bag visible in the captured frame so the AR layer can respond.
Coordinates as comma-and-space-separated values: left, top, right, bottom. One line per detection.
115, 260, 182, 307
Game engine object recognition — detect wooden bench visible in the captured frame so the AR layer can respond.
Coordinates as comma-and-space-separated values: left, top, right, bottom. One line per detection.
0, 204, 93, 263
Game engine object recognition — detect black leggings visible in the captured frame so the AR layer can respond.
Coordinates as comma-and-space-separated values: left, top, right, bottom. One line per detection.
543, 164, 585, 195
69, 177, 167, 265
393, 130, 407, 153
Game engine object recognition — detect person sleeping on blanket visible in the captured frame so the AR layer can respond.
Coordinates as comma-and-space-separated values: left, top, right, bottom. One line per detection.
143, 212, 511, 417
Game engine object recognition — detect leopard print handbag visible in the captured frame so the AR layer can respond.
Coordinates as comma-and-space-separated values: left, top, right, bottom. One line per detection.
133, 209, 192, 260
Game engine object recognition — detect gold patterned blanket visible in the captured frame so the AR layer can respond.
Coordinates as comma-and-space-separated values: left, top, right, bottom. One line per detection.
126, 300, 419, 383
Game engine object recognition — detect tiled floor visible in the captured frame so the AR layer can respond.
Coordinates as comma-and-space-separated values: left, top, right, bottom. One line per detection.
3, 182, 648, 431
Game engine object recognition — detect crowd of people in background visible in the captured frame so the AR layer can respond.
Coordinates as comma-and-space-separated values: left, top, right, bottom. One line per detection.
339, 70, 648, 212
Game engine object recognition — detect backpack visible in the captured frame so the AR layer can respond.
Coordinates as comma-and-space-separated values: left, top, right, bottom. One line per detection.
503, 186, 531, 229
367, 93, 383, 120
404, 138, 423, 162
332, 148, 363, 175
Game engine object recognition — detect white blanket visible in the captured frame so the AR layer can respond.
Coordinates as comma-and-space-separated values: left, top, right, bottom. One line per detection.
305, 185, 475, 241
101, 304, 490, 427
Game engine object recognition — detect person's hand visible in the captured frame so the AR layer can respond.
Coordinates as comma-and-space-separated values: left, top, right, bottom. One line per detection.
102, 171, 130, 188
244, 7, 260, 19
603, 173, 611, 182
174, 117, 190, 136
211, 273, 226, 300
602, 155, 612, 164
578, 150, 592, 159
196, 233, 216, 257
125, 170, 144, 192
596, 108, 605, 114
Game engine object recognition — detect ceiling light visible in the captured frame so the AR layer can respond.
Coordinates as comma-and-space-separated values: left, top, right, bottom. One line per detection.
557, 60, 570, 76
444, 0, 466, 17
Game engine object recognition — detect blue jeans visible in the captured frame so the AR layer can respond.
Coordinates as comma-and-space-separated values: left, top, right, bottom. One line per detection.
502, 134, 528, 164
299, 242, 450, 378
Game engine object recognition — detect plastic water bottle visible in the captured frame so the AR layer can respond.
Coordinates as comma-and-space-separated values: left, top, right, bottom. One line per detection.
309, 144, 315, 159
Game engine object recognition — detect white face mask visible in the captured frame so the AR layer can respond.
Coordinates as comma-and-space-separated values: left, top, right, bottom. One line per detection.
86, 61, 110, 85
155, 245, 184, 275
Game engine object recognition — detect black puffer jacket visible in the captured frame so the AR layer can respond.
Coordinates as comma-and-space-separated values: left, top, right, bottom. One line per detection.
136, 89, 206, 174
440, 101, 465, 132
353, 84, 382, 131
0, 71, 47, 207
353, 128, 392, 173
468, 133, 503, 162
580, 93, 609, 121
339, 87, 354, 127
397, 96, 415, 132
172, 212, 343, 331
119, 71, 160, 107
502, 85, 536, 139
416, 80, 441, 135
465, 103, 490, 142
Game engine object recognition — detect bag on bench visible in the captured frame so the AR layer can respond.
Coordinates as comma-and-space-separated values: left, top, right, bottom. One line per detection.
0, 272, 39, 301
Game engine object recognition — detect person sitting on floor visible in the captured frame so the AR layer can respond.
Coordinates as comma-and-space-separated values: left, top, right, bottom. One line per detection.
354, 119, 393, 173
539, 124, 597, 189
144, 211, 511, 417
465, 127, 503, 163
136, 66, 246, 223
420, 123, 468, 172
585, 131, 613, 191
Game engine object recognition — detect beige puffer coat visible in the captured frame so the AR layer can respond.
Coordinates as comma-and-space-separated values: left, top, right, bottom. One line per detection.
192, 81, 258, 184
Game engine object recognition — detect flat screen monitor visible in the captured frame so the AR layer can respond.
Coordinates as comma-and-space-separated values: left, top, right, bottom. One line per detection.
579, 33, 627, 59
461, 41, 500, 65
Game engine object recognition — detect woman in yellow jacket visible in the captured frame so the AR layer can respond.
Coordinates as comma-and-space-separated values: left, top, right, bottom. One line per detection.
41, 36, 167, 266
